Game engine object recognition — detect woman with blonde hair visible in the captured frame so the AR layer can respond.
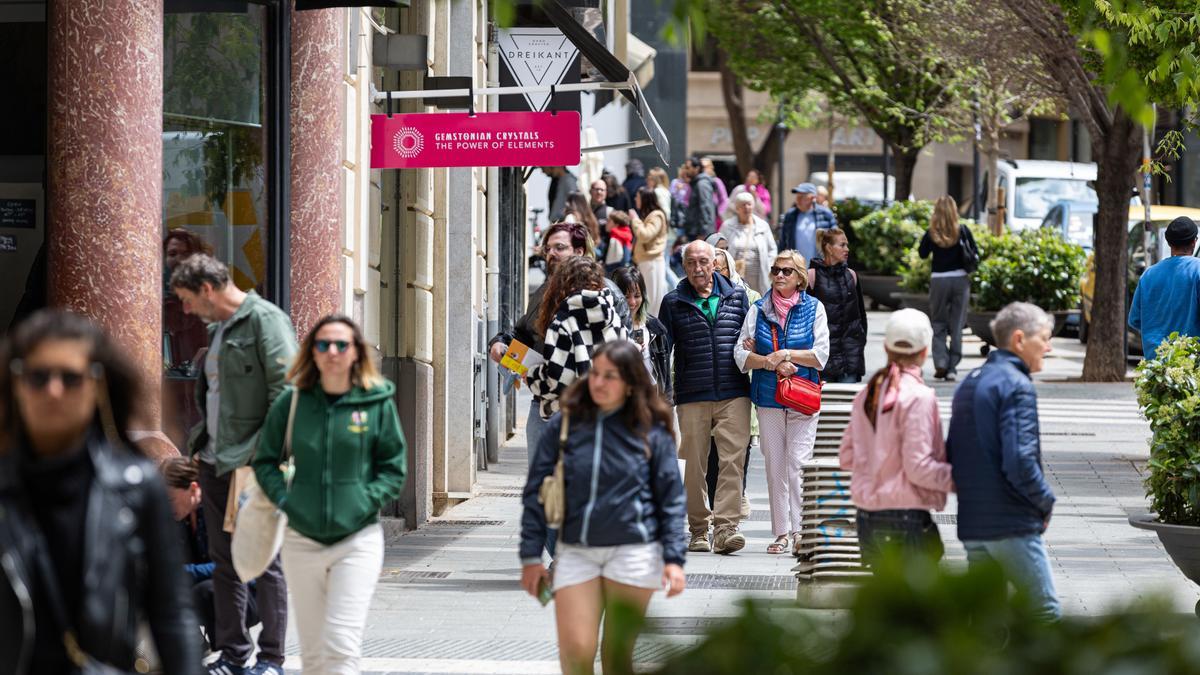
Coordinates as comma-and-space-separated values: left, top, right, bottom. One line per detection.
735, 250, 829, 554
253, 314, 407, 674
808, 228, 867, 383
647, 166, 673, 224
918, 195, 977, 381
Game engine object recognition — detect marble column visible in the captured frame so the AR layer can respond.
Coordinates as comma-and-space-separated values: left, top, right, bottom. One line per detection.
289, 4, 345, 338
47, 0, 174, 459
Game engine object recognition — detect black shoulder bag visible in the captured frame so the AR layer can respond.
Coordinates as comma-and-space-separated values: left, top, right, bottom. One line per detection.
958, 225, 980, 273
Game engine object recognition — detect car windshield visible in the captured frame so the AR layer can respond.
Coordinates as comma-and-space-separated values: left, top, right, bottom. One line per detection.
1064, 212, 1095, 249
1015, 177, 1098, 219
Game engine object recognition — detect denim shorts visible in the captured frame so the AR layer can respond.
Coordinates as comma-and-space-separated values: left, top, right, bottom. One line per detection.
553, 542, 664, 591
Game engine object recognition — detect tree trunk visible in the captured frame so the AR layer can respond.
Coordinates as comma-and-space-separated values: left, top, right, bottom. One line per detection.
892, 144, 920, 201
1082, 111, 1142, 382
985, 147, 1001, 234
717, 49, 754, 176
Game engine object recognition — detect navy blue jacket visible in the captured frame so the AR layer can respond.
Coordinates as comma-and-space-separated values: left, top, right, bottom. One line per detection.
946, 350, 1056, 540
657, 272, 751, 405
520, 410, 687, 566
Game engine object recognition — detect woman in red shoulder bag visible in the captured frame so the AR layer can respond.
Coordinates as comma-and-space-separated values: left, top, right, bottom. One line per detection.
734, 250, 829, 555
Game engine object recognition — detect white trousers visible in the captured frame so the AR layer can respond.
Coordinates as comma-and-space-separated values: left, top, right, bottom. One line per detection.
282, 523, 384, 675
638, 257, 666, 316
757, 407, 818, 536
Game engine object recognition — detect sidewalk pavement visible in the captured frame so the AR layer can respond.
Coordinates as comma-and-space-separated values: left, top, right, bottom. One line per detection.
282, 312, 1196, 674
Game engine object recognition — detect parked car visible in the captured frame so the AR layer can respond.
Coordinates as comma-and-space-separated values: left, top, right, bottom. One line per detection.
808, 171, 907, 205
1077, 205, 1200, 349
989, 159, 1098, 232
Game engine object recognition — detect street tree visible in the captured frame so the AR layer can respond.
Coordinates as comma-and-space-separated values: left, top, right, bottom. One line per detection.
705, 0, 963, 200
1006, 0, 1200, 381
915, 0, 1063, 233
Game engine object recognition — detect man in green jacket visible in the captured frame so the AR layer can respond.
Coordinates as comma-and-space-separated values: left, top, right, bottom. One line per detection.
171, 254, 296, 675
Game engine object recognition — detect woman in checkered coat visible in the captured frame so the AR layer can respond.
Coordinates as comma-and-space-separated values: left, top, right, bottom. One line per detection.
527, 257, 628, 421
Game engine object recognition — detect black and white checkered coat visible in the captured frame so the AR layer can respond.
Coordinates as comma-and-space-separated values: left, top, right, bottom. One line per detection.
528, 288, 628, 420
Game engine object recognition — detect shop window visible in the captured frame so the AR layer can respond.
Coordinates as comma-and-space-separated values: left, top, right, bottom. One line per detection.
161, 5, 270, 447
1028, 118, 1060, 161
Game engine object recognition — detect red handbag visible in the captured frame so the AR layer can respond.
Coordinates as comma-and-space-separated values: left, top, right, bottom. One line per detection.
771, 324, 822, 415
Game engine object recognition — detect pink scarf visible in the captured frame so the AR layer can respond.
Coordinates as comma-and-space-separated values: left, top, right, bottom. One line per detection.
771, 289, 801, 323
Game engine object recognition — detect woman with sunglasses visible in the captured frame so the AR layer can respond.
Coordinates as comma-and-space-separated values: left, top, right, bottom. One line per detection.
734, 250, 829, 555
521, 340, 686, 675
0, 310, 200, 674
252, 315, 406, 674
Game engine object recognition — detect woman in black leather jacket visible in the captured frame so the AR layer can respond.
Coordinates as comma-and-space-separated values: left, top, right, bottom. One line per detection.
520, 340, 686, 675
808, 228, 868, 383
0, 310, 200, 675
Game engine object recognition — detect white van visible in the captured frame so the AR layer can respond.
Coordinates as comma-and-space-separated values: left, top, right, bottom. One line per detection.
993, 159, 1098, 231
808, 171, 903, 205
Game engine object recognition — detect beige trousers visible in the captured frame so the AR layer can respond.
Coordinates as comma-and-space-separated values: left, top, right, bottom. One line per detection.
676, 397, 752, 534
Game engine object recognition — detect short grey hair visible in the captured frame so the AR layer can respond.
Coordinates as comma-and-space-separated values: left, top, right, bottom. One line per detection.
170, 254, 231, 293
683, 240, 715, 261
734, 191, 755, 206
990, 302, 1054, 349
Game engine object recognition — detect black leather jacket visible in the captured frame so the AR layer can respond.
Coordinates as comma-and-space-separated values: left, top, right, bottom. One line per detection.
0, 434, 201, 675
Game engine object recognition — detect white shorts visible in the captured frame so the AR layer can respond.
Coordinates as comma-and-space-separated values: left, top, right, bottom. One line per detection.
553, 542, 664, 591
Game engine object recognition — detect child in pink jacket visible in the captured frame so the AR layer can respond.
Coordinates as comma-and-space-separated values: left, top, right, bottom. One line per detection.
839, 309, 955, 565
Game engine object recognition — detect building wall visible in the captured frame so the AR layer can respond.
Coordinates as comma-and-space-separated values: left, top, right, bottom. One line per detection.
686, 72, 1032, 206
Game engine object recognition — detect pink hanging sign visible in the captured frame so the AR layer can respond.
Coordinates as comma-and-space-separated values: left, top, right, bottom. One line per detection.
370, 111, 582, 169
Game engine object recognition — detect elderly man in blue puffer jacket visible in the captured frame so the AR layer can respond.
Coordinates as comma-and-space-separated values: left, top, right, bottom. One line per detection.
946, 301, 1060, 620
657, 240, 752, 555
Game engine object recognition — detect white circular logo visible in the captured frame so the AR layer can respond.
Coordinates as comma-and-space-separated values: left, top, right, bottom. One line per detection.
393, 128, 424, 158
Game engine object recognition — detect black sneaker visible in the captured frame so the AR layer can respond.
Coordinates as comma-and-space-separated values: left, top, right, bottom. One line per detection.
934, 367, 947, 380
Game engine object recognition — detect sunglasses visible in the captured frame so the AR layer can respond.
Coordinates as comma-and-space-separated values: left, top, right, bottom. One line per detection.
770, 266, 798, 277
314, 339, 351, 354
11, 360, 97, 391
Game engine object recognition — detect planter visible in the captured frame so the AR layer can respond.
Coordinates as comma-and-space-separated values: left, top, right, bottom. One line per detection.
966, 309, 1076, 356
1129, 513, 1200, 616
858, 274, 903, 310
893, 292, 930, 315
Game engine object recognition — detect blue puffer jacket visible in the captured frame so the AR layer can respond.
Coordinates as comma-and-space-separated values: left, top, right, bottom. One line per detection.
750, 291, 820, 409
520, 410, 687, 566
946, 350, 1056, 541
657, 272, 751, 405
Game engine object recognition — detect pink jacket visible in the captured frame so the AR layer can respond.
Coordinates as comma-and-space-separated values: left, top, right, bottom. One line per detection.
838, 366, 954, 511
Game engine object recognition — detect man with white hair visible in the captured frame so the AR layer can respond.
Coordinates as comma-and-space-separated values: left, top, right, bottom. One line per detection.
657, 240, 753, 554
946, 301, 1060, 620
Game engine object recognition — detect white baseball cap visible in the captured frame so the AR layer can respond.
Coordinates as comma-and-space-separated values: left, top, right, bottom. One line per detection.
885, 309, 933, 355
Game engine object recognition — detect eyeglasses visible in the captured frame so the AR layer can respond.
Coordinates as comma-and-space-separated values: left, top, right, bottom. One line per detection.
770, 266, 798, 277
315, 340, 351, 354
11, 360, 95, 391
544, 243, 574, 253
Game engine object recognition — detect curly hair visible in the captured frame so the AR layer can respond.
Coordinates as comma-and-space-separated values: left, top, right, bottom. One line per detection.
536, 256, 606, 335
163, 228, 213, 257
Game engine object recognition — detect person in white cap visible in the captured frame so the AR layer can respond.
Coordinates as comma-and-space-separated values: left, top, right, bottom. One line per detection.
838, 308, 954, 566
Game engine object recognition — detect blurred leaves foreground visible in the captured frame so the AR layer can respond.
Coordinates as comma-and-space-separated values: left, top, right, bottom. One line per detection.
645, 551, 1200, 674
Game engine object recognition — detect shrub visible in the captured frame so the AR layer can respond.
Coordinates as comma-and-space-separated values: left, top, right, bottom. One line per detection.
970, 228, 1085, 312
1135, 334, 1200, 526
834, 198, 878, 271
849, 200, 930, 276
656, 553, 1197, 674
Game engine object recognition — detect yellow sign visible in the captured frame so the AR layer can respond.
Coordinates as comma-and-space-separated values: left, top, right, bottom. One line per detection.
501, 339, 531, 377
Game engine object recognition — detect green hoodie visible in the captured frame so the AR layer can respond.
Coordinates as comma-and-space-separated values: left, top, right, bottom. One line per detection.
252, 380, 407, 545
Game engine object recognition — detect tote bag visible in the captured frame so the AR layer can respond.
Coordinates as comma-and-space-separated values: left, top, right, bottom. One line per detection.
232, 391, 298, 582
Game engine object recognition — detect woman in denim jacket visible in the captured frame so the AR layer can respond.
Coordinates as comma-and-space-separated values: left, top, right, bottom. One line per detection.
520, 340, 686, 675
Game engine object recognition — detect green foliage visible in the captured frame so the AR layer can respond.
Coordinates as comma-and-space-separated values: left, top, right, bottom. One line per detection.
1135, 333, 1200, 526
833, 197, 878, 230
849, 201, 932, 276
657, 552, 1199, 674
970, 228, 1085, 312
1072, 0, 1200, 129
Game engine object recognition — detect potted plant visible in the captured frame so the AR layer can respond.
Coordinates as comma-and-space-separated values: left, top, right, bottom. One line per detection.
965, 228, 1084, 355
833, 197, 878, 272
1130, 335, 1200, 615
849, 201, 930, 309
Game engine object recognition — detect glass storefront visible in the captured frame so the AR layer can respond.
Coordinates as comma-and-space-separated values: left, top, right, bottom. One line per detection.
161, 4, 273, 447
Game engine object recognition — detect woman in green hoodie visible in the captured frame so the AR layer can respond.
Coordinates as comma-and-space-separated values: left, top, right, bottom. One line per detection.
252, 315, 406, 674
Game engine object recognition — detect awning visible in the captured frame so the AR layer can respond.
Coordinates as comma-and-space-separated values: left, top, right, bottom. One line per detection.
296, 0, 410, 9
542, 0, 669, 165
626, 33, 656, 88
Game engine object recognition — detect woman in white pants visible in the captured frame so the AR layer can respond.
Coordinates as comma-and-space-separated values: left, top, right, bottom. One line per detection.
629, 186, 670, 314
254, 315, 408, 674
734, 250, 829, 555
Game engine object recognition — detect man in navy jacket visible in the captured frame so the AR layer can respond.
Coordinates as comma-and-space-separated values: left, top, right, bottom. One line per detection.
946, 302, 1060, 620
658, 240, 752, 555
